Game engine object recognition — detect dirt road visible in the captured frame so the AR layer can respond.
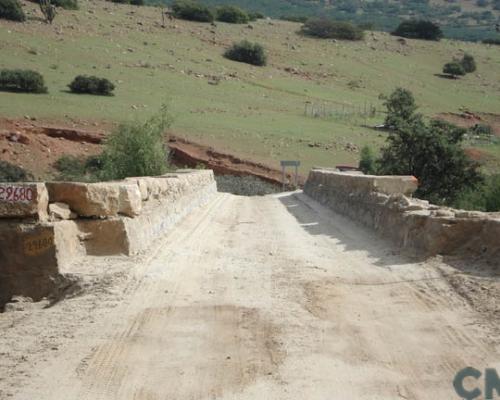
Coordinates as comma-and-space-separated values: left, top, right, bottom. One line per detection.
1, 192, 499, 399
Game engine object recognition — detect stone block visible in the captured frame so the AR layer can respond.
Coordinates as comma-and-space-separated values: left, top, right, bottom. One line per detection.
0, 182, 48, 220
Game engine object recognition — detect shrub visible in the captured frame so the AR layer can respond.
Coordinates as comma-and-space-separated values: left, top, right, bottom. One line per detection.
443, 62, 465, 78
460, 53, 476, 73
280, 15, 308, 23
68, 75, 115, 96
27, 0, 77, 10
54, 154, 105, 181
482, 38, 500, 45
301, 18, 364, 40
99, 106, 172, 180
392, 19, 443, 41
454, 174, 500, 211
0, 161, 32, 182
130, 0, 144, 5
248, 11, 264, 21
0, 69, 47, 93
216, 5, 248, 23
224, 40, 267, 66
0, 0, 25, 22
359, 145, 376, 174
171, 0, 214, 22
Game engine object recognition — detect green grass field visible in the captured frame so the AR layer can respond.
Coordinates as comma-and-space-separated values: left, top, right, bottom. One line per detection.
1, 0, 499, 174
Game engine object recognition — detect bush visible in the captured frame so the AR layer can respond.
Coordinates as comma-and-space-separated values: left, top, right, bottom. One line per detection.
54, 154, 105, 181
443, 62, 466, 77
460, 53, 476, 73
0, 161, 32, 182
99, 106, 172, 180
216, 5, 248, 23
454, 174, 500, 211
130, 0, 144, 5
359, 145, 376, 174
248, 11, 264, 21
482, 38, 500, 45
301, 18, 364, 40
0, 0, 25, 22
27, 0, 78, 9
280, 15, 308, 23
68, 75, 115, 96
224, 40, 267, 66
0, 69, 47, 93
392, 19, 443, 40
171, 0, 214, 22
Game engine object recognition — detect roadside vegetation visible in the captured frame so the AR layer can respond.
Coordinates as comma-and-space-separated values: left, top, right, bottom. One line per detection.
54, 108, 172, 181
359, 88, 499, 211
0, 161, 33, 182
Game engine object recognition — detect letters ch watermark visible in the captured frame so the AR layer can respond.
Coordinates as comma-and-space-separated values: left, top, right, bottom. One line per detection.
454, 367, 500, 400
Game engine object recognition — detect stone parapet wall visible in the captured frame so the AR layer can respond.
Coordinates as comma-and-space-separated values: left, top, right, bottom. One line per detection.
304, 168, 500, 261
0, 170, 217, 307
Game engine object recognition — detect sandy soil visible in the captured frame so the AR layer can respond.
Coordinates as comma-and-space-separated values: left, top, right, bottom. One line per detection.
0, 192, 499, 399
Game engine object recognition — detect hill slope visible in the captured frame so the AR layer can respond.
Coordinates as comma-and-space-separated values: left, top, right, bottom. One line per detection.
0, 0, 499, 175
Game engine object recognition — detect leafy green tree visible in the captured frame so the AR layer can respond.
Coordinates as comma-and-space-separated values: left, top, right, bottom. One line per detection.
359, 145, 377, 174
0, 0, 25, 22
392, 19, 443, 40
382, 87, 418, 127
443, 62, 466, 78
377, 103, 481, 204
460, 53, 476, 73
99, 106, 172, 180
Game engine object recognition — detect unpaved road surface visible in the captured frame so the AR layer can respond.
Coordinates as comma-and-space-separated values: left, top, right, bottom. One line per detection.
1, 192, 499, 399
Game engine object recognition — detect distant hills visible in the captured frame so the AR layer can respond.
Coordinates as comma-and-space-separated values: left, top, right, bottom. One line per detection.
156, 0, 500, 41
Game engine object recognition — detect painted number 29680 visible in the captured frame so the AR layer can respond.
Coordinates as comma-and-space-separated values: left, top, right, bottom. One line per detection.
0, 185, 34, 203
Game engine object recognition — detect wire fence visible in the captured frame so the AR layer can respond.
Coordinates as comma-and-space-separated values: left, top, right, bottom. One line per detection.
304, 101, 379, 120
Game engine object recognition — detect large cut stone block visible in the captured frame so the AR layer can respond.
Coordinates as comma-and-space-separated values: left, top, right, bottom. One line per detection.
0, 182, 49, 220
46, 182, 142, 218
0, 223, 59, 306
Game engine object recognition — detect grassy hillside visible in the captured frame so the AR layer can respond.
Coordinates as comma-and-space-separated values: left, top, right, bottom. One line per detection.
167, 0, 500, 41
1, 0, 500, 174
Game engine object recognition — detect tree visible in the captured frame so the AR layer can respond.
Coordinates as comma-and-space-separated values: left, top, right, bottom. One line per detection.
392, 19, 443, 41
359, 145, 376, 174
460, 53, 476, 73
39, 0, 56, 24
0, 0, 25, 22
377, 90, 482, 204
443, 62, 466, 78
382, 87, 418, 127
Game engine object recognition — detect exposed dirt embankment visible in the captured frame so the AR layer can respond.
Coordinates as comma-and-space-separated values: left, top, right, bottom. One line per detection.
0, 118, 107, 180
168, 136, 305, 187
